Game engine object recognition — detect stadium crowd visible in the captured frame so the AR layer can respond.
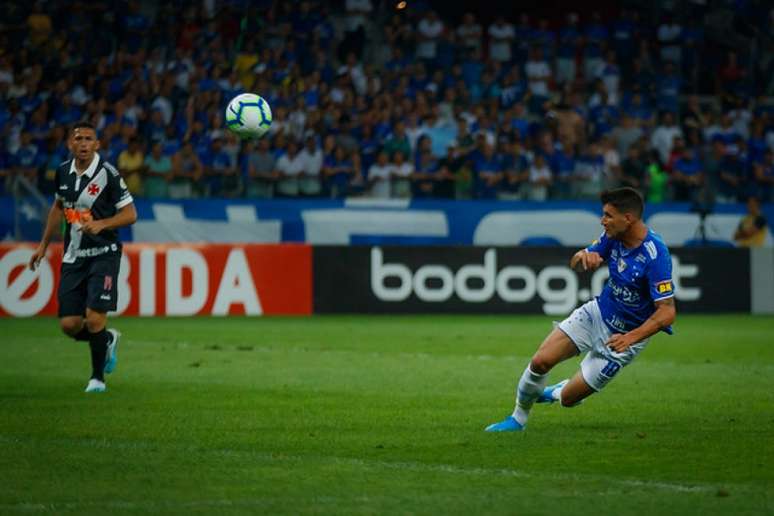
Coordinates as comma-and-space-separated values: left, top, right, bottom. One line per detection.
1, 0, 773, 204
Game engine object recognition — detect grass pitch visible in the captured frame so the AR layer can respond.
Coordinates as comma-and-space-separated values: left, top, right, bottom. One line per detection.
0, 315, 772, 515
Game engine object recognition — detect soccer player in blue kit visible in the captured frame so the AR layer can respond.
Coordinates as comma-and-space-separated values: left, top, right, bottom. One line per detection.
486, 187, 677, 432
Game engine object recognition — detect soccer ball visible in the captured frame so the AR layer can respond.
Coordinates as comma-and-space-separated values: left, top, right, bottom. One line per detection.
225, 93, 273, 138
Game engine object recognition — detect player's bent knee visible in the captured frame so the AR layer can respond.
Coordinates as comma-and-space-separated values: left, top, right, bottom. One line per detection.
529, 355, 553, 375
59, 317, 82, 336
84, 313, 107, 333
560, 395, 581, 408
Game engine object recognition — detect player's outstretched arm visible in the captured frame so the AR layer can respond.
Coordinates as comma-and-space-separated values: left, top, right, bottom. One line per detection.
80, 203, 138, 236
29, 199, 63, 271
570, 249, 603, 272
607, 298, 677, 352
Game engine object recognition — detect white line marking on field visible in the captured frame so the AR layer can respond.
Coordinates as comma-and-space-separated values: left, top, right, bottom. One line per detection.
0, 433, 734, 512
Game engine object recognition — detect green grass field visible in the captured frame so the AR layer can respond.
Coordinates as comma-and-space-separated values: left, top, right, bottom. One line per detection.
1, 315, 772, 515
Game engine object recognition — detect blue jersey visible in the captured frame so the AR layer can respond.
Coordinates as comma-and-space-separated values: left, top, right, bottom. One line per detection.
587, 229, 675, 335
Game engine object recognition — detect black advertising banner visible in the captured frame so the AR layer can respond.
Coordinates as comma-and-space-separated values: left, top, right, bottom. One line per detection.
313, 246, 750, 314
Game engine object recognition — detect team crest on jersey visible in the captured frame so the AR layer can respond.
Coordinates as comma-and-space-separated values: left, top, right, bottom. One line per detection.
617, 258, 627, 273
87, 183, 101, 196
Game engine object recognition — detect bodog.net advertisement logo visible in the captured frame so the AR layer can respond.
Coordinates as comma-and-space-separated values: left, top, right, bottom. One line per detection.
313, 246, 749, 314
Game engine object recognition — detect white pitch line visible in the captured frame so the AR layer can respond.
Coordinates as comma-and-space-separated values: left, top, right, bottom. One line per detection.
0, 434, 732, 501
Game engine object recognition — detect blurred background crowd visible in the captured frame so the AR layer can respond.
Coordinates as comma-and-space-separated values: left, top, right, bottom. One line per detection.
1, 0, 773, 205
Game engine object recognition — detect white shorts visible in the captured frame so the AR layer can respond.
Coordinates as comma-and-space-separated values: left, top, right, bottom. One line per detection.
558, 299, 649, 391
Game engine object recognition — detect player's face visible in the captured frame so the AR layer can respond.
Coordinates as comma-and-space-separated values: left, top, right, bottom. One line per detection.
601, 203, 634, 239
68, 128, 100, 162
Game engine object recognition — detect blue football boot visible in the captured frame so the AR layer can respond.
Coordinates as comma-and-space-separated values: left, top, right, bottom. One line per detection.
104, 329, 121, 374
537, 379, 569, 404
484, 416, 524, 432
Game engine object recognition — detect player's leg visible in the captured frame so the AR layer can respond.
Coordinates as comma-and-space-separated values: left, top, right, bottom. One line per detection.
540, 370, 596, 406
543, 350, 629, 408
514, 328, 579, 420
59, 315, 87, 339
486, 300, 601, 432
83, 254, 121, 391
83, 308, 110, 390
57, 262, 89, 341
485, 327, 579, 432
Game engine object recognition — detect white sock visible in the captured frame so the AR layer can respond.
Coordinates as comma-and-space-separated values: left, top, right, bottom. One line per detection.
552, 384, 565, 401
511, 365, 548, 426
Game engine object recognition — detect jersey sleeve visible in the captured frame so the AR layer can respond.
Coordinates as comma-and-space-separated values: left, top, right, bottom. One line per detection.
105, 163, 134, 209
646, 244, 675, 302
54, 167, 63, 202
586, 231, 613, 260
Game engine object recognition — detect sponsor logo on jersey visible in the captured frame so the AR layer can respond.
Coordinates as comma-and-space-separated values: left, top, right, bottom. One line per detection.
63, 208, 93, 224
617, 258, 627, 273
656, 279, 673, 294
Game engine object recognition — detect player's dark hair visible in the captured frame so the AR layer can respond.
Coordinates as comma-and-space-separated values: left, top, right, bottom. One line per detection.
600, 187, 644, 219
69, 121, 97, 135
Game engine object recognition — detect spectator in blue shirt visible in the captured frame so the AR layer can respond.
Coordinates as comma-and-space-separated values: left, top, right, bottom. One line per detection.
589, 94, 620, 138
203, 137, 238, 197
611, 9, 639, 69
657, 61, 682, 113
472, 142, 503, 199
671, 147, 704, 201
322, 145, 355, 199
550, 140, 577, 200
12, 132, 41, 183
752, 149, 774, 203
556, 13, 581, 86
25, 107, 52, 149
52, 95, 82, 127
623, 91, 654, 128
583, 12, 609, 81
499, 67, 528, 110
412, 149, 440, 198
716, 148, 746, 202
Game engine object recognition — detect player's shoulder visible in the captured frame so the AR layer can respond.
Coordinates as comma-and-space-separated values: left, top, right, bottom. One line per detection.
642, 229, 671, 261
100, 159, 122, 178
57, 158, 72, 173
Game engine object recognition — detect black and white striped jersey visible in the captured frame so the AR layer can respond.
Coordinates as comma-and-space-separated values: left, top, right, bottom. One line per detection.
54, 153, 134, 263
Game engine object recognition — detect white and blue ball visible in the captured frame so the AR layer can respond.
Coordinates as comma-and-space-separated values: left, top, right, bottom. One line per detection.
225, 93, 272, 138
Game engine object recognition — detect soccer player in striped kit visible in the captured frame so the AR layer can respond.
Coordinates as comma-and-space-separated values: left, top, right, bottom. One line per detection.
29, 122, 137, 393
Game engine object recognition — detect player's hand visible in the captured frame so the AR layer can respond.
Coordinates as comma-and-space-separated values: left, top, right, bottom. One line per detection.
570, 250, 603, 272
80, 220, 107, 235
28, 245, 47, 271
607, 333, 636, 353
